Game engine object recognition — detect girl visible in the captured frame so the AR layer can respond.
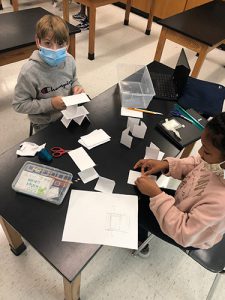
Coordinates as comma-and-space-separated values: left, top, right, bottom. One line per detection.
134, 112, 225, 256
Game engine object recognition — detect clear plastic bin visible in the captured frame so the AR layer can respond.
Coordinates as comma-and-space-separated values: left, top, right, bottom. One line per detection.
12, 161, 73, 205
118, 64, 155, 109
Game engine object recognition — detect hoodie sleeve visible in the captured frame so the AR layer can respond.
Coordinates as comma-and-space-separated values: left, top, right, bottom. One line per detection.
164, 155, 202, 180
149, 190, 225, 248
13, 69, 54, 115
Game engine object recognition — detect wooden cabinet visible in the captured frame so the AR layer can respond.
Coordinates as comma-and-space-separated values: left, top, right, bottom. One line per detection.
121, 0, 212, 18
184, 0, 213, 10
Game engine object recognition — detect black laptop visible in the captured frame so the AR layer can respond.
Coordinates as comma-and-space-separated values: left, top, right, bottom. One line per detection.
150, 49, 191, 101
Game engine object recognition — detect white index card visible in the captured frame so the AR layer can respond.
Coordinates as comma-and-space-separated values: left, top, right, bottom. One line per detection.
127, 170, 157, 185
145, 142, 165, 160
78, 167, 99, 184
127, 170, 141, 185
144, 147, 160, 159
120, 127, 133, 148
61, 116, 72, 128
150, 142, 159, 150
132, 121, 147, 139
121, 107, 143, 118
73, 115, 86, 125
62, 93, 90, 106
62, 105, 78, 119
74, 105, 89, 117
127, 117, 140, 132
94, 176, 115, 193
68, 147, 96, 171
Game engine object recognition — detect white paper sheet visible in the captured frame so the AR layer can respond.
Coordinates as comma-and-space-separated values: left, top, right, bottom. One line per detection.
121, 107, 143, 118
62, 105, 78, 119
127, 170, 157, 185
78, 129, 111, 149
62, 190, 138, 249
68, 147, 96, 171
144, 142, 165, 160
120, 127, 133, 148
73, 115, 86, 125
94, 176, 115, 193
127, 117, 140, 132
78, 167, 99, 184
132, 121, 147, 139
61, 116, 72, 128
62, 93, 90, 106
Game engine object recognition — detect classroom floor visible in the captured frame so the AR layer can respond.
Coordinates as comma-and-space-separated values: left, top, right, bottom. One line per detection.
0, 1, 225, 299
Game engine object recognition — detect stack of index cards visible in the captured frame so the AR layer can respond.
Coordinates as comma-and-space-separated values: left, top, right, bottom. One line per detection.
61, 93, 90, 127
78, 129, 111, 150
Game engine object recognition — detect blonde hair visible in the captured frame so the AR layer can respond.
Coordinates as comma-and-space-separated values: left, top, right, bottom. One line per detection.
36, 15, 69, 45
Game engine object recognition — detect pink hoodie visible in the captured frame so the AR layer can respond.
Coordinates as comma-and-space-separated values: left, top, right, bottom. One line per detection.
150, 155, 225, 249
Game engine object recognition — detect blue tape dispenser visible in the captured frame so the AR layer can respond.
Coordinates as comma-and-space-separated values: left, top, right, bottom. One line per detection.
38, 148, 53, 162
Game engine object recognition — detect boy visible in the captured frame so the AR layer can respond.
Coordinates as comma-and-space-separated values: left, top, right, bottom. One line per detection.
13, 15, 84, 132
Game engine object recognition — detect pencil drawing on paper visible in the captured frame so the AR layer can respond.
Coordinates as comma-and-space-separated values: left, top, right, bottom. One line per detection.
105, 212, 130, 233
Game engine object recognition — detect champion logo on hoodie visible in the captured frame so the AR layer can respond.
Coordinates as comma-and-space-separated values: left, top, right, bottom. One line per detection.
41, 80, 73, 94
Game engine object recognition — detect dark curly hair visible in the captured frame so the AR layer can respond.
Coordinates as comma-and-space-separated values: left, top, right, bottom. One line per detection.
206, 112, 225, 157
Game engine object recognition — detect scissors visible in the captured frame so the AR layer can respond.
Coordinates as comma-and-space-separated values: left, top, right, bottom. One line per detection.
50, 147, 71, 158
170, 109, 193, 124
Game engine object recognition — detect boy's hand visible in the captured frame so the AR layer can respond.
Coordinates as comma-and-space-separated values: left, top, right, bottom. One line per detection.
73, 86, 85, 94
135, 176, 162, 197
134, 159, 169, 176
51, 96, 66, 111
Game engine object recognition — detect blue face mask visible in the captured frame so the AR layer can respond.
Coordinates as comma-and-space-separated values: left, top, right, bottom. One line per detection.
39, 46, 67, 67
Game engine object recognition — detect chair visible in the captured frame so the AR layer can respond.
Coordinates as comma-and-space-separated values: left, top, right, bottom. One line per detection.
133, 233, 225, 300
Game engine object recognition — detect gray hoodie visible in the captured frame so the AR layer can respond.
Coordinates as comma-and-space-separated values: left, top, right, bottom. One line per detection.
13, 50, 80, 126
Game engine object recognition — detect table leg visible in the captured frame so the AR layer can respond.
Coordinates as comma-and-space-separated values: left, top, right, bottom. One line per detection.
0, 0, 3, 10
63, 0, 69, 22
124, 0, 132, 26
145, 0, 154, 35
11, 0, 18, 11
63, 273, 81, 300
0, 217, 26, 256
191, 45, 208, 78
154, 27, 167, 62
88, 6, 96, 60
68, 35, 76, 59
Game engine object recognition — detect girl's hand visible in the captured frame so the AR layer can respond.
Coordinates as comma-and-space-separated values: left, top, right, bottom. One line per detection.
73, 86, 85, 94
51, 96, 66, 110
134, 159, 169, 176
135, 176, 162, 197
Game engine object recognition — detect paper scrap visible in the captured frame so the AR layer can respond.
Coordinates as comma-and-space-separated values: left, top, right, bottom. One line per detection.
62, 93, 90, 106
94, 176, 115, 193
78, 167, 99, 184
120, 127, 133, 148
68, 147, 96, 171
16, 142, 46, 157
